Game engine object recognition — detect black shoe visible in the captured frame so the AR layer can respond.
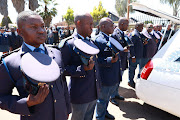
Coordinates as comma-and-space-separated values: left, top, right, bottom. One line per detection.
128, 81, 135, 88
115, 95, 125, 100
105, 112, 115, 119
110, 98, 119, 106
137, 74, 141, 78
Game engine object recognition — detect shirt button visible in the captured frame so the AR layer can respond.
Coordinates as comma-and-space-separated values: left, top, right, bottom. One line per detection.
51, 85, 53, 88
28, 115, 31, 116
95, 70, 96, 72
54, 99, 57, 103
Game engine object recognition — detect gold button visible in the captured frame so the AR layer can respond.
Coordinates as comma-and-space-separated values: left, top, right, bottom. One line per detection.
84, 75, 85, 77
54, 99, 57, 103
51, 85, 53, 88
28, 115, 31, 116
22, 115, 25, 116
95, 70, 96, 72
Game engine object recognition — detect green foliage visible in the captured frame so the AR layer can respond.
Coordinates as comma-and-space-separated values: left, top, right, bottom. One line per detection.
160, 0, 180, 16
36, 0, 58, 27
115, 0, 137, 17
1, 16, 12, 27
144, 20, 153, 24
90, 1, 109, 25
63, 7, 74, 27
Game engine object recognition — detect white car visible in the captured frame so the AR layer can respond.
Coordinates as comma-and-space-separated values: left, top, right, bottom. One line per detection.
136, 29, 180, 118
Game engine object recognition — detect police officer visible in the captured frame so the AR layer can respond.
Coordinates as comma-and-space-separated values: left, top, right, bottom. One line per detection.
8, 27, 23, 51
53, 24, 59, 45
0, 27, 9, 53
141, 23, 157, 66
60, 13, 100, 120
128, 22, 147, 88
95, 17, 123, 120
0, 11, 71, 120
110, 17, 130, 104
161, 23, 175, 47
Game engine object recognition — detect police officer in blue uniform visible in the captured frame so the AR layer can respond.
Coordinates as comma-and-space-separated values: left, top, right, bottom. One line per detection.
0, 11, 71, 120
128, 22, 147, 88
60, 13, 101, 120
95, 17, 124, 120
0, 27, 9, 53
8, 27, 23, 51
110, 17, 130, 105
141, 23, 157, 66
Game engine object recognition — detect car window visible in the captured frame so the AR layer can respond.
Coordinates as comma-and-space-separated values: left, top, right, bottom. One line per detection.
164, 48, 180, 62
154, 30, 180, 59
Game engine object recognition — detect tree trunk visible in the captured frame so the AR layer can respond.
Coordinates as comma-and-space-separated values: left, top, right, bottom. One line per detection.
44, 16, 52, 27
3, 16, 9, 28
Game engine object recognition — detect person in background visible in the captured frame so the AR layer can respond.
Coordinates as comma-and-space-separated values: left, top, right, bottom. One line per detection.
141, 23, 157, 67
53, 24, 59, 45
128, 22, 147, 88
161, 23, 175, 47
151, 24, 160, 51
8, 27, 23, 51
0, 27, 9, 53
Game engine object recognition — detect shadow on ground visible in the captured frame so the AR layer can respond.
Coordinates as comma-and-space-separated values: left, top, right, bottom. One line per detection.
106, 86, 180, 120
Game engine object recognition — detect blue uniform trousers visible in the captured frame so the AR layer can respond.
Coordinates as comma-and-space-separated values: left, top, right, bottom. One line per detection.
71, 100, 96, 120
96, 84, 118, 120
128, 58, 143, 83
111, 71, 123, 98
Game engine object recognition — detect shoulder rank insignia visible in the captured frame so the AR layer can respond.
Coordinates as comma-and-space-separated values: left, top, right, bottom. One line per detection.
1, 48, 21, 61
58, 36, 73, 48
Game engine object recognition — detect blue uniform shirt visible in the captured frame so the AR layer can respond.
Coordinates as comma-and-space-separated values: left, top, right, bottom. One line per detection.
95, 32, 122, 86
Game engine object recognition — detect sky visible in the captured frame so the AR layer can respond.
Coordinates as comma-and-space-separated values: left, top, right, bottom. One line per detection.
0, 0, 173, 25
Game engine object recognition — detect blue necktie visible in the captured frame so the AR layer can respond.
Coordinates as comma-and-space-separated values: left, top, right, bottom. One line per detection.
33, 48, 42, 53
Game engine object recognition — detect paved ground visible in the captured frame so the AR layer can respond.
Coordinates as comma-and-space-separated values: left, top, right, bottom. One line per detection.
0, 65, 179, 120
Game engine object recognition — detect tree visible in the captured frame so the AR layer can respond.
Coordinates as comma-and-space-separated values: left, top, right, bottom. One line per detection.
1, 16, 12, 27
37, 0, 58, 27
144, 20, 153, 24
160, 0, 180, 16
0, 0, 39, 27
115, 0, 136, 17
63, 7, 74, 28
90, 1, 109, 26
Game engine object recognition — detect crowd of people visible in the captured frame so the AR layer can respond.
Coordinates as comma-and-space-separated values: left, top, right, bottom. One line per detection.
0, 27, 23, 53
45, 25, 74, 45
0, 24, 74, 54
0, 10, 178, 120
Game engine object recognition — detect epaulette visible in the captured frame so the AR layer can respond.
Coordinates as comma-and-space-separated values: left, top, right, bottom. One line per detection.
46, 44, 60, 50
58, 36, 74, 48
93, 34, 101, 41
1, 48, 21, 61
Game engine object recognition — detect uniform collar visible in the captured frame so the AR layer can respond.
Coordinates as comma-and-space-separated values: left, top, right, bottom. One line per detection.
100, 32, 109, 41
77, 33, 85, 39
23, 42, 45, 52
